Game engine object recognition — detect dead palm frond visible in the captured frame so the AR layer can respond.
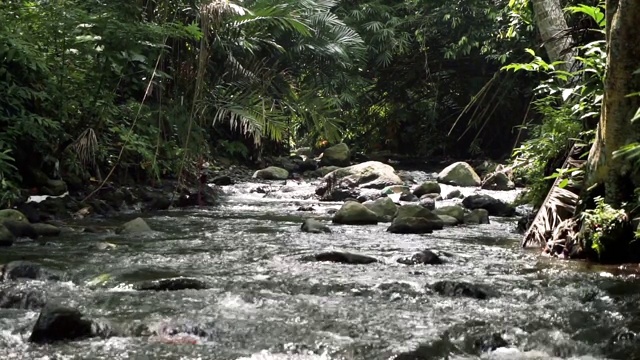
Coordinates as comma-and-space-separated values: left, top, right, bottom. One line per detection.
523, 186, 579, 247
70, 128, 98, 167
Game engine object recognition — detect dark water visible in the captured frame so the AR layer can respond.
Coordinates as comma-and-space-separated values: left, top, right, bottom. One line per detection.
2, 177, 640, 359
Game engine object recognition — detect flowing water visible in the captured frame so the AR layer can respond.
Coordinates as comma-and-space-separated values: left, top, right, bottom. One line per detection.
2, 173, 640, 359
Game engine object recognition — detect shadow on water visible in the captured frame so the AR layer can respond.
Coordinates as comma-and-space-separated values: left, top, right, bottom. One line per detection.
1, 178, 640, 359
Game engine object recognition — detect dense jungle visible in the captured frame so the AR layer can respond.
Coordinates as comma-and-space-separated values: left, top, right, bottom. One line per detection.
2, 0, 640, 359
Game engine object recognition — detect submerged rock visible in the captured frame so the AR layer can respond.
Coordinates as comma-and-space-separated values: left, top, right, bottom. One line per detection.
134, 277, 208, 291
307, 251, 377, 265
301, 219, 332, 233
462, 194, 515, 217
0, 286, 47, 309
464, 209, 490, 225
29, 305, 114, 344
332, 201, 379, 225
1, 261, 60, 282
116, 217, 152, 234
431, 280, 495, 299
387, 217, 441, 234
397, 250, 443, 265
31, 223, 61, 237
437, 162, 481, 187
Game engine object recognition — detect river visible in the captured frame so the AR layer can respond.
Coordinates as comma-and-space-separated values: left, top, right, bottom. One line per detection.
1, 172, 639, 359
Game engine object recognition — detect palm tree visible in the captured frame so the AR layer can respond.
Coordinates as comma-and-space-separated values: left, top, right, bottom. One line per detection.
531, 0, 576, 71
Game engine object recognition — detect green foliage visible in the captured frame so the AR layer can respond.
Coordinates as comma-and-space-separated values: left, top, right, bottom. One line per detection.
580, 196, 628, 256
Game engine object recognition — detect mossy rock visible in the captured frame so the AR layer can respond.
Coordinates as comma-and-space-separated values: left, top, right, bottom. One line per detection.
0, 209, 29, 224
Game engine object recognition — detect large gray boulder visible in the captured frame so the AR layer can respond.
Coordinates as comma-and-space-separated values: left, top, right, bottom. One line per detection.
332, 201, 379, 225
363, 197, 398, 222
320, 143, 350, 167
252, 166, 289, 180
323, 161, 403, 190
437, 162, 481, 187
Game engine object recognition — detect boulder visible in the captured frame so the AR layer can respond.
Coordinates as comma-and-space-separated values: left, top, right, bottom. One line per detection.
134, 277, 208, 291
481, 172, 515, 191
252, 166, 289, 180
41, 179, 68, 196
0, 209, 28, 224
293, 147, 314, 158
397, 250, 442, 265
382, 185, 411, 196
445, 189, 463, 199
437, 162, 481, 187
301, 219, 332, 233
387, 217, 442, 234
464, 209, 490, 225
2, 261, 60, 281
0, 287, 47, 310
433, 205, 465, 223
438, 215, 459, 226
29, 305, 114, 344
320, 161, 403, 191
212, 175, 233, 186
32, 223, 61, 237
305, 251, 377, 264
363, 197, 398, 222
400, 193, 419, 202
394, 205, 442, 224
332, 202, 378, 225
320, 143, 350, 167
418, 196, 435, 210
116, 217, 152, 234
316, 166, 342, 177
413, 182, 441, 197
430, 280, 495, 299
2, 220, 37, 239
0, 225, 14, 246
462, 194, 515, 217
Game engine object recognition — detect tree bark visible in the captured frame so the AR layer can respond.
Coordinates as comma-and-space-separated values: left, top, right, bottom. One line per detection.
586, 0, 640, 206
531, 0, 576, 71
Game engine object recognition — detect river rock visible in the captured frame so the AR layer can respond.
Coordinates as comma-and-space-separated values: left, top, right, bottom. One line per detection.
253, 166, 289, 180
433, 205, 465, 223
309, 251, 377, 264
418, 196, 435, 210
481, 171, 515, 191
0, 209, 28, 224
397, 250, 442, 265
0, 225, 14, 246
437, 162, 481, 187
134, 277, 208, 291
400, 193, 419, 202
363, 197, 397, 222
320, 143, 350, 167
29, 305, 113, 344
438, 215, 459, 226
332, 202, 379, 225
212, 175, 233, 186
382, 185, 411, 196
321, 161, 403, 191
413, 182, 441, 197
431, 280, 495, 299
445, 189, 463, 199
462, 194, 515, 217
293, 147, 314, 158
1, 261, 61, 281
301, 219, 331, 233
42, 179, 68, 196
464, 209, 490, 225
387, 217, 442, 234
315, 166, 342, 177
2, 221, 37, 239
394, 205, 442, 224
32, 223, 61, 237
116, 217, 152, 234
0, 286, 47, 309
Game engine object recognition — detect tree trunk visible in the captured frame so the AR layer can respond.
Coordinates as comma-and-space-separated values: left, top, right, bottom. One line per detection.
586, 0, 640, 206
531, 0, 576, 71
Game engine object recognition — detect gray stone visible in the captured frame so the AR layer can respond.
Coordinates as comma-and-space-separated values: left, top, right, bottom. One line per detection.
320, 143, 350, 167
31, 223, 61, 237
252, 166, 289, 180
437, 162, 481, 187
433, 205, 466, 223
332, 202, 379, 225
413, 181, 441, 197
0, 225, 14, 246
464, 209, 490, 224
438, 215, 459, 226
363, 197, 398, 222
481, 172, 515, 191
116, 217, 152, 234
301, 219, 332, 233
387, 217, 442, 234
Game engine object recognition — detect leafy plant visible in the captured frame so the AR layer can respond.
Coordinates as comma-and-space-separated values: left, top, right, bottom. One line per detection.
580, 196, 628, 256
